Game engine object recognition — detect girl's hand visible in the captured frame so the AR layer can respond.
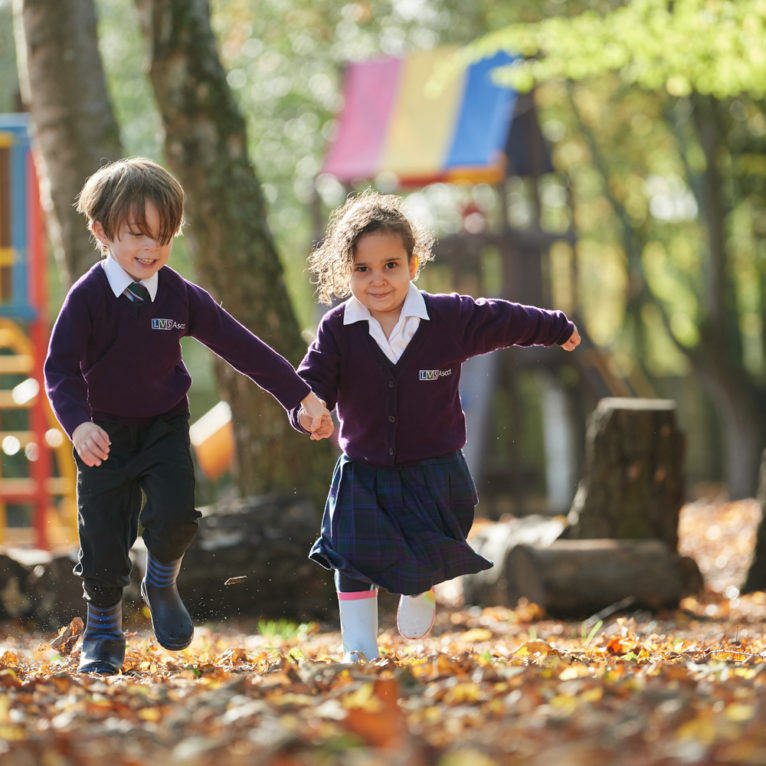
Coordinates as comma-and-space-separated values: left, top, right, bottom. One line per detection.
72, 421, 111, 466
299, 392, 333, 438
561, 327, 581, 352
309, 413, 335, 441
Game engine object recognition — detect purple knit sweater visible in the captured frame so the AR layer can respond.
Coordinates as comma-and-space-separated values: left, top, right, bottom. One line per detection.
292, 291, 575, 469
45, 264, 310, 437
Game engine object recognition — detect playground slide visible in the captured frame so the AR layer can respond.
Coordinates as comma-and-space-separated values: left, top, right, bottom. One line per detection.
189, 401, 234, 481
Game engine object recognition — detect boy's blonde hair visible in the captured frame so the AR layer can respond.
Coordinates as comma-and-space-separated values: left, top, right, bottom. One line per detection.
308, 190, 435, 305
76, 157, 184, 256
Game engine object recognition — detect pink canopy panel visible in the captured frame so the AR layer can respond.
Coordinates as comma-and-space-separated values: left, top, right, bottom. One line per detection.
322, 49, 525, 188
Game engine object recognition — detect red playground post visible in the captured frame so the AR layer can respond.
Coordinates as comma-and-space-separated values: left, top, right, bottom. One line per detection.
0, 114, 76, 550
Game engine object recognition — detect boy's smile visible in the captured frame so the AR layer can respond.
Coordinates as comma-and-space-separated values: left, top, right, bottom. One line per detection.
350, 231, 417, 330
92, 201, 172, 282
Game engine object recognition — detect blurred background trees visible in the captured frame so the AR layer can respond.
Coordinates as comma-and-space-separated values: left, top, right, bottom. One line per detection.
464, 0, 766, 498
2, 0, 764, 503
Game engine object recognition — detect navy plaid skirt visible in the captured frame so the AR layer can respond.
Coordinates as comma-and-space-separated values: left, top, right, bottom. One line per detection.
309, 451, 493, 595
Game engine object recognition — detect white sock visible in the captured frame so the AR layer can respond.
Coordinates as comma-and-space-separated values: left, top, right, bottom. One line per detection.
397, 588, 436, 639
337, 589, 379, 662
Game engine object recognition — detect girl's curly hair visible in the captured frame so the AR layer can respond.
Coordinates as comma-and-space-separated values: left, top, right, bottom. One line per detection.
308, 190, 435, 304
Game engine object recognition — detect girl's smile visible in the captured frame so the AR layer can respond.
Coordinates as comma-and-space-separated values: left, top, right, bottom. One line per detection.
350, 231, 417, 332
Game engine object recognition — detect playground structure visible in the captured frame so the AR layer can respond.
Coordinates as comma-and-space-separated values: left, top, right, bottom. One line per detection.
0, 114, 77, 550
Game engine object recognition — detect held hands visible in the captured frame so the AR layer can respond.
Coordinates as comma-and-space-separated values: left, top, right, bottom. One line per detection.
72, 422, 111, 466
560, 327, 581, 352
299, 391, 334, 441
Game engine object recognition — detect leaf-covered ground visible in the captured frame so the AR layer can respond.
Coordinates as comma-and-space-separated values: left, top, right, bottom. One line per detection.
1, 499, 764, 766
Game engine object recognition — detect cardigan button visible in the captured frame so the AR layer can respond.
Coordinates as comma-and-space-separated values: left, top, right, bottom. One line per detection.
388, 415, 396, 423
388, 448, 394, 456
388, 380, 394, 388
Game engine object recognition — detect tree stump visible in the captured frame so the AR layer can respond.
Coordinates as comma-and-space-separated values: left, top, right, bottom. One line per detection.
741, 449, 766, 593
503, 539, 701, 617
565, 398, 685, 549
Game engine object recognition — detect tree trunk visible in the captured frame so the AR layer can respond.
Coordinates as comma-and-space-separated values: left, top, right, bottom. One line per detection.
13, 0, 123, 283
501, 539, 701, 618
565, 398, 685, 549
741, 449, 766, 594
133, 0, 333, 503
688, 93, 764, 499
575, 90, 764, 499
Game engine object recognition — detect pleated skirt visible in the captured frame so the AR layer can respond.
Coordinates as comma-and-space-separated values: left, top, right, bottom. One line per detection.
309, 451, 493, 595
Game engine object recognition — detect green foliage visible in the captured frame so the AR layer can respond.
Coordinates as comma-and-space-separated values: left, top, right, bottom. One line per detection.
465, 0, 766, 98
459, 2, 766, 384
0, 3, 18, 112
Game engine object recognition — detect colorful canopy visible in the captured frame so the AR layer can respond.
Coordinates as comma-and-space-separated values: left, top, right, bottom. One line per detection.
322, 48, 521, 188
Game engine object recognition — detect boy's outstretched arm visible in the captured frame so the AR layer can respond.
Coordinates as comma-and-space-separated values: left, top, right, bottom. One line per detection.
298, 392, 334, 440
561, 327, 581, 352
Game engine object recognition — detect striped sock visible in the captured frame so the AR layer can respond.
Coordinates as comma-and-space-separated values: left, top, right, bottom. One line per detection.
144, 556, 182, 589
83, 601, 123, 643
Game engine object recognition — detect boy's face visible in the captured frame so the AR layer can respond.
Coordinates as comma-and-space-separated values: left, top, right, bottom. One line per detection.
349, 231, 417, 324
92, 201, 172, 282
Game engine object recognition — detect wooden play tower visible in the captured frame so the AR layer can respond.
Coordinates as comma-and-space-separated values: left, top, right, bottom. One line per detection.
316, 48, 651, 513
0, 114, 76, 549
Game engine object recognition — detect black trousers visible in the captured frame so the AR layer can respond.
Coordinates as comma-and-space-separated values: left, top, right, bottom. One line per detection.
73, 413, 200, 607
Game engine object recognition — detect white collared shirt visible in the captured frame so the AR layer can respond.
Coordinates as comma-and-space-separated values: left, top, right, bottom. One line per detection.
343, 282, 429, 363
101, 256, 158, 302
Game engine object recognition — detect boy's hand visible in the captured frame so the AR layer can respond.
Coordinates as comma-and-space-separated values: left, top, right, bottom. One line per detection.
298, 392, 334, 440
72, 422, 111, 466
561, 327, 581, 352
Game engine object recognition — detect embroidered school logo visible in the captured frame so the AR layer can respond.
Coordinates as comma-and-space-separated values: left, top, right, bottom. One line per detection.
151, 318, 186, 331
419, 368, 452, 381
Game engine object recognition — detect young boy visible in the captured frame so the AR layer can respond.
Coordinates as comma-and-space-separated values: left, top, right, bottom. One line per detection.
44, 157, 330, 674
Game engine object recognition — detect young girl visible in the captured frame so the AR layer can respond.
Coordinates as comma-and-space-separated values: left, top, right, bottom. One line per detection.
294, 190, 580, 662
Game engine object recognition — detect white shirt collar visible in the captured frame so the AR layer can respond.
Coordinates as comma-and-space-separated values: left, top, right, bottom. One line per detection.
101, 256, 159, 301
343, 282, 429, 325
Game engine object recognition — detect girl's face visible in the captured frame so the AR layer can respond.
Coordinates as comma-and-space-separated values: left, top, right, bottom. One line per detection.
92, 200, 172, 282
349, 231, 417, 324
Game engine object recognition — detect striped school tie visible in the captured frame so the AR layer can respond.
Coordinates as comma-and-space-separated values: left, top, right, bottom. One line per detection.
125, 282, 150, 303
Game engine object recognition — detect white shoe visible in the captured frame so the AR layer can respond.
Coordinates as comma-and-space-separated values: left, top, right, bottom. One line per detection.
338, 590, 380, 661
397, 589, 436, 639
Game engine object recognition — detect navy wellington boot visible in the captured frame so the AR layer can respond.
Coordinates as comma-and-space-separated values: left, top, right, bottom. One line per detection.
140, 555, 194, 651
78, 601, 126, 674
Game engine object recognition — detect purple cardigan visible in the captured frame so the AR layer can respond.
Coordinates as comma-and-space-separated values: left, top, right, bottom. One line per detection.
292, 291, 575, 469
45, 264, 310, 437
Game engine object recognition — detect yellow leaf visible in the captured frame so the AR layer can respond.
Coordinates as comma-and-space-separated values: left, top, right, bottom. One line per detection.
725, 703, 755, 722
342, 682, 379, 711
443, 682, 483, 705
513, 640, 558, 657
440, 749, 499, 766
676, 715, 716, 745
460, 628, 493, 643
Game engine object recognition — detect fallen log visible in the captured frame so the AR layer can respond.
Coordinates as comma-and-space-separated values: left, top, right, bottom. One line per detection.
502, 538, 702, 617
175, 493, 334, 622
461, 515, 566, 608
